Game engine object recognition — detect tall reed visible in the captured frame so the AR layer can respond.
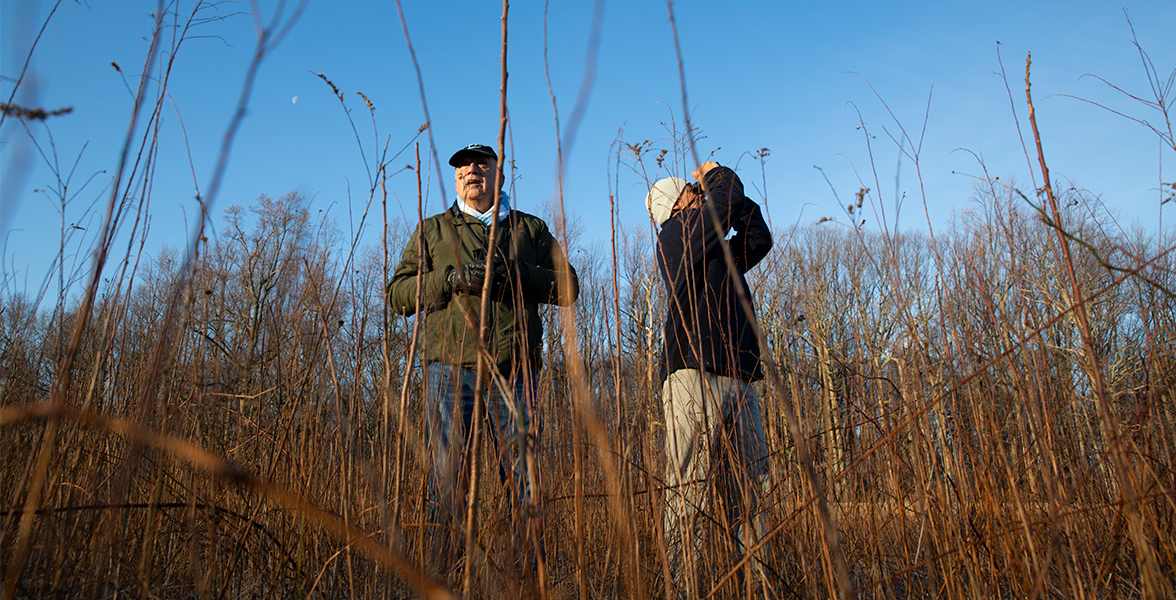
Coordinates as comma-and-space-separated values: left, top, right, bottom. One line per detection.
2, 3, 1173, 600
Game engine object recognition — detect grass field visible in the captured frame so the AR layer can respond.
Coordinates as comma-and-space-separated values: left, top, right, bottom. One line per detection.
2, 2, 1174, 599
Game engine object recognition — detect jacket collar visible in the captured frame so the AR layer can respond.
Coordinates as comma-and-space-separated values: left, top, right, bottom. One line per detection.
451, 191, 511, 225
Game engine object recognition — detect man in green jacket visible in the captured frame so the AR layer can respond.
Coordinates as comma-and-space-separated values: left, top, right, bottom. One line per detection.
387, 143, 579, 565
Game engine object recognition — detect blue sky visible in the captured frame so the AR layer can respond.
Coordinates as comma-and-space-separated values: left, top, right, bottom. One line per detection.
3, 0, 1174, 304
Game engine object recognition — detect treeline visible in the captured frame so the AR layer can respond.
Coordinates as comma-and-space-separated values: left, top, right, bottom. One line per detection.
2, 182, 1173, 598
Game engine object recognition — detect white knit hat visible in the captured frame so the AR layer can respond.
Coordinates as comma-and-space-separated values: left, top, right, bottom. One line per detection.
645, 177, 688, 227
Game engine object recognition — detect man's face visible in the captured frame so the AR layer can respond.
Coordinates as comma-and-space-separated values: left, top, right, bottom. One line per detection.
673, 184, 702, 213
454, 154, 498, 208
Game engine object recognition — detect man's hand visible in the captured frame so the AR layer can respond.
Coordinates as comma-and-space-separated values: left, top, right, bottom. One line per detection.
691, 161, 720, 182
447, 261, 488, 294
493, 256, 530, 290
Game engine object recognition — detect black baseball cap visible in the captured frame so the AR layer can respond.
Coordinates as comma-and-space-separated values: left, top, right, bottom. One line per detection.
448, 144, 498, 166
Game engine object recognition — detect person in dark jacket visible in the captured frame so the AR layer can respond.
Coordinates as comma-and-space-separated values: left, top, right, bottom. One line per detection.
387, 143, 579, 566
646, 160, 772, 594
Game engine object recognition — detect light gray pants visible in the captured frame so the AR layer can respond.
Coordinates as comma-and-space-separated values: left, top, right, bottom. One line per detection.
662, 369, 768, 594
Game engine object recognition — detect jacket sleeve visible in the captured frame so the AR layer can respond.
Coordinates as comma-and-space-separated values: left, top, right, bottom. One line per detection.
700, 165, 745, 227
386, 223, 451, 316
672, 166, 749, 270
521, 220, 579, 306
728, 199, 773, 273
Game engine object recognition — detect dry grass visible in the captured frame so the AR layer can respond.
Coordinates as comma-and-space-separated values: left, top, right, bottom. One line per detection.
2, 2, 1175, 599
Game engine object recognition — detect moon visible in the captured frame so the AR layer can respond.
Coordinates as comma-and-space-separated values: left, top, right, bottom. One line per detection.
292, 96, 298, 104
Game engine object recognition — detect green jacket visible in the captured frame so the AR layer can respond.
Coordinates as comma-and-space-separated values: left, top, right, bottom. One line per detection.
387, 202, 579, 371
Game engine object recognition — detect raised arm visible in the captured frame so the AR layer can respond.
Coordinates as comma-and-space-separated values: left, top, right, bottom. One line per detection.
662, 164, 750, 270
697, 163, 744, 225
728, 199, 772, 273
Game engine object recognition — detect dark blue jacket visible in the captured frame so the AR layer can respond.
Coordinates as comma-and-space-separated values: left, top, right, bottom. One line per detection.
656, 166, 773, 382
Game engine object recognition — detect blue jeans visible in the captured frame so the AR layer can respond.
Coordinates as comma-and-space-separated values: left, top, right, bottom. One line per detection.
424, 362, 540, 534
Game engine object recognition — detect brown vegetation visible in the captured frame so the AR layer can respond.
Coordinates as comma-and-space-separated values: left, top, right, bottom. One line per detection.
2, 2, 1174, 599
3, 174, 1173, 598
